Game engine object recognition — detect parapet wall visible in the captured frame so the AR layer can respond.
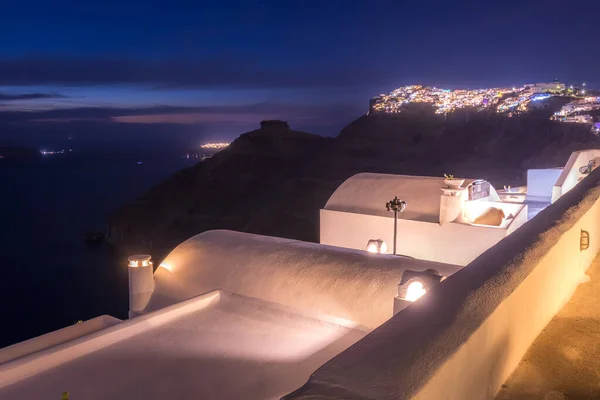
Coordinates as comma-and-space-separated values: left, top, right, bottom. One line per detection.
285, 166, 600, 400
552, 149, 600, 202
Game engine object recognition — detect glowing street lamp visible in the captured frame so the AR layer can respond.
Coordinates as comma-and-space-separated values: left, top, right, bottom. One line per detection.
385, 196, 407, 256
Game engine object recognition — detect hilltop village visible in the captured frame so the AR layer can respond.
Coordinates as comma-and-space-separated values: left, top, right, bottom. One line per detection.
369, 82, 600, 132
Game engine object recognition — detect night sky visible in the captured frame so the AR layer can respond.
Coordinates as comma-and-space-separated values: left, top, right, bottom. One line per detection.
1, 0, 599, 150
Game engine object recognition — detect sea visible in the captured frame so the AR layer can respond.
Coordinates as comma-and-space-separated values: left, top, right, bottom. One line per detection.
0, 152, 197, 348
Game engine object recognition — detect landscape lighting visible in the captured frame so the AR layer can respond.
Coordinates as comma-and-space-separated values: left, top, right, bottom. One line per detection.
367, 239, 387, 254
397, 270, 445, 302
393, 269, 446, 314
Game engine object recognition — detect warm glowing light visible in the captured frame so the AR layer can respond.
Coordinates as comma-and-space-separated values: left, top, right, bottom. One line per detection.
128, 254, 152, 268
201, 142, 230, 150
379, 241, 388, 254
405, 281, 427, 302
159, 262, 173, 272
367, 239, 387, 254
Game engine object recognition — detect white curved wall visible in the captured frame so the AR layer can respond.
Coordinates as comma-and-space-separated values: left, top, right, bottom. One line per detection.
148, 230, 460, 330
552, 149, 600, 202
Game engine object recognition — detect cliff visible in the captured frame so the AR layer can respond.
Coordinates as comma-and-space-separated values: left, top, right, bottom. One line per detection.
107, 124, 336, 259
107, 112, 600, 261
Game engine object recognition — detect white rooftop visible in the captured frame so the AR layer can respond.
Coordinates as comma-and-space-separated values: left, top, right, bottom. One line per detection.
0, 291, 366, 400
149, 230, 460, 329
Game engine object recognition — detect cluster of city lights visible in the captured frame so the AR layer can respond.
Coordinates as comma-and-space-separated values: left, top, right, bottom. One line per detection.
369, 82, 575, 116
552, 95, 600, 124
200, 142, 230, 150
41, 149, 69, 155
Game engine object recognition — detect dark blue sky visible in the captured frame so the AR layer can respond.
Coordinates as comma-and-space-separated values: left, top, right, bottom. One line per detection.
1, 0, 599, 149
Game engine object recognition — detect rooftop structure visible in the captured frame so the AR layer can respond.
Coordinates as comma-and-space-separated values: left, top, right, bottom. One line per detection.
3, 151, 600, 400
1, 291, 365, 400
321, 173, 527, 265
0, 231, 459, 400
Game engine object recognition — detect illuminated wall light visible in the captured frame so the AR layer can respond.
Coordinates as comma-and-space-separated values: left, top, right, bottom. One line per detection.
405, 281, 427, 302
367, 239, 388, 254
393, 269, 446, 314
580, 230, 590, 251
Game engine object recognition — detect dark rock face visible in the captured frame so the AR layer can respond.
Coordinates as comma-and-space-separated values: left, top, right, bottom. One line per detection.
260, 120, 290, 130
107, 110, 600, 261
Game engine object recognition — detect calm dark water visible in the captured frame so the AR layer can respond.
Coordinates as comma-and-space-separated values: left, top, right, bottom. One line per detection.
0, 152, 196, 347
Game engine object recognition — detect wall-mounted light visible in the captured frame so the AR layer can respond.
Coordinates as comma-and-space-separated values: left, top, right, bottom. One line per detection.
367, 239, 388, 254
393, 269, 446, 314
581, 230, 590, 251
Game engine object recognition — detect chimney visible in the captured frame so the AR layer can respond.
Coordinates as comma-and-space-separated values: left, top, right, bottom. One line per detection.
128, 254, 155, 318
439, 187, 467, 225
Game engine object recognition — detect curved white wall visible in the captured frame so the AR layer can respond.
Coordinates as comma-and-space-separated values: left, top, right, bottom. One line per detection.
552, 149, 600, 202
147, 230, 460, 330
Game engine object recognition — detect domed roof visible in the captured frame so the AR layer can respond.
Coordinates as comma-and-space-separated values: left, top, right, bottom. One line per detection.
149, 230, 460, 329
324, 173, 495, 223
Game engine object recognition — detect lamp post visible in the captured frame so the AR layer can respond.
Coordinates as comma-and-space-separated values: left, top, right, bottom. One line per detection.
386, 196, 407, 256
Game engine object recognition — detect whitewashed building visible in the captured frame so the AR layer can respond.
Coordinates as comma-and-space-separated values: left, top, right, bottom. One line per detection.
320, 173, 528, 266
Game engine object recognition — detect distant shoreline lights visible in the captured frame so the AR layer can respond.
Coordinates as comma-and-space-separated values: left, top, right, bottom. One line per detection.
201, 142, 230, 150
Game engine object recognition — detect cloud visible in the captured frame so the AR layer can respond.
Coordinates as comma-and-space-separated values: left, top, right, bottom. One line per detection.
0, 92, 66, 101
0, 57, 389, 89
0, 101, 362, 140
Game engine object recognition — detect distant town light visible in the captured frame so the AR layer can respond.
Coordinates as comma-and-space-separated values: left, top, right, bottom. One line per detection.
201, 142, 230, 150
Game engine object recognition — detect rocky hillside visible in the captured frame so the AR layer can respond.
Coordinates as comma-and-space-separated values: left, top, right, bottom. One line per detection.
108, 110, 600, 261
